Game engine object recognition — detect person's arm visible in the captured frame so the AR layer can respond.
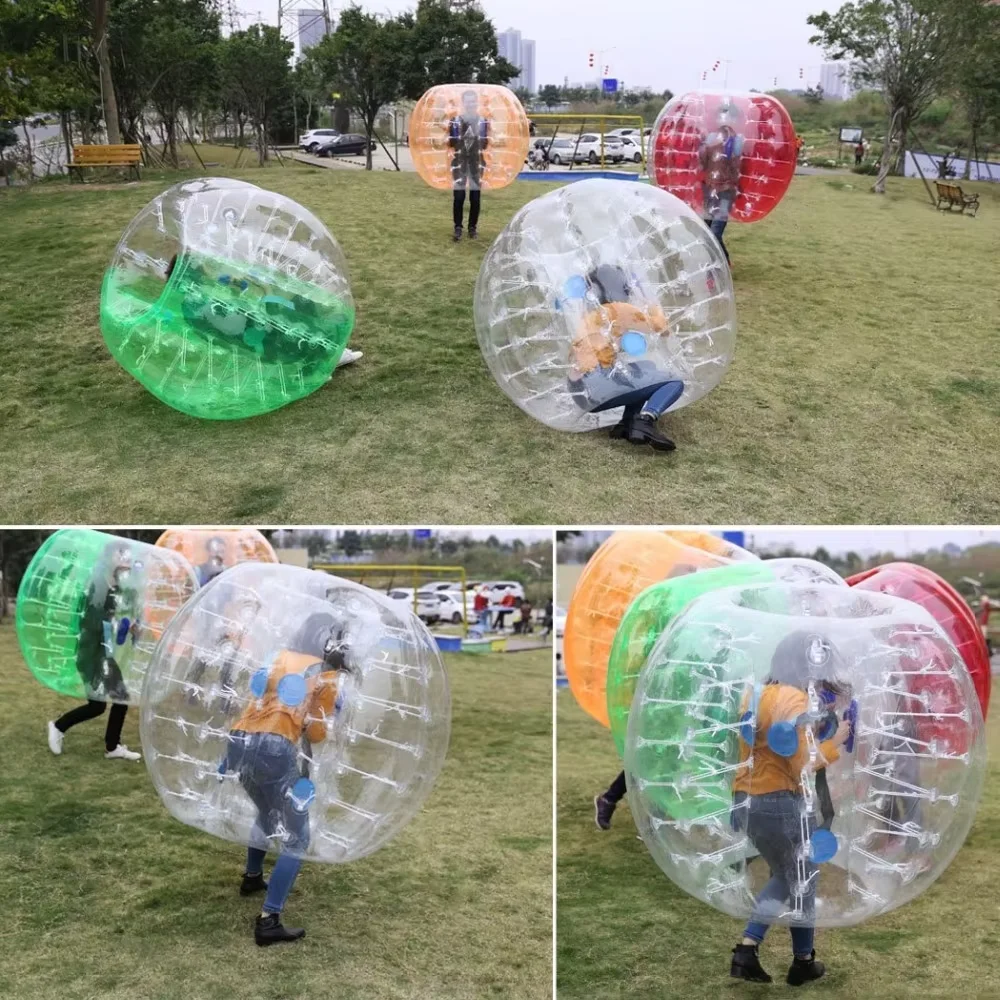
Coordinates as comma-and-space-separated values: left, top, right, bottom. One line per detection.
303, 678, 336, 744
447, 117, 460, 149
479, 117, 489, 150
777, 688, 842, 776
609, 303, 669, 335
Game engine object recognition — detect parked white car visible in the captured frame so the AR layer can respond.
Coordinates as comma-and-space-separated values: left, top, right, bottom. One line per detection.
573, 134, 625, 164
437, 591, 466, 624
386, 587, 440, 622
619, 136, 644, 163
299, 128, 340, 152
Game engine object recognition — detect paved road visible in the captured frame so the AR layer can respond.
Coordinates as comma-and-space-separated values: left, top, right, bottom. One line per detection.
290, 144, 414, 172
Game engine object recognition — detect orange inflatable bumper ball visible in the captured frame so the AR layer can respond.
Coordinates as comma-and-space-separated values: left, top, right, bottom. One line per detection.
563, 529, 757, 726
410, 84, 529, 192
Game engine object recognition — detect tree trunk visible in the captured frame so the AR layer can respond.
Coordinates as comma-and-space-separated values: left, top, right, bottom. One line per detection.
872, 108, 902, 194
91, 0, 121, 143
964, 122, 978, 180
60, 110, 73, 170
21, 120, 33, 184
292, 94, 298, 145
258, 123, 266, 166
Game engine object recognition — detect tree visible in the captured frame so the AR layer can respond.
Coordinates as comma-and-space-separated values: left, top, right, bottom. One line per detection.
400, 0, 518, 98
340, 530, 363, 557
293, 50, 328, 136
314, 7, 407, 170
91, 0, 121, 142
539, 84, 561, 109
808, 1, 963, 192
219, 24, 291, 164
804, 84, 825, 105
948, 0, 1000, 178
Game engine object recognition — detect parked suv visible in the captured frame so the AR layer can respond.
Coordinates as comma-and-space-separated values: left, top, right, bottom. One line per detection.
299, 128, 339, 153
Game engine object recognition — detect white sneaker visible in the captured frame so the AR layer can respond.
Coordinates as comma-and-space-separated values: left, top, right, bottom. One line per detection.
336, 348, 363, 368
105, 744, 142, 761
47, 721, 64, 755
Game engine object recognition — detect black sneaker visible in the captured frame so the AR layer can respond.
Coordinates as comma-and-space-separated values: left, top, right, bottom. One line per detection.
608, 416, 630, 440
730, 943, 772, 983
254, 912, 305, 947
468, 227, 478, 240
594, 794, 616, 830
453, 226, 463, 242
240, 872, 268, 896
626, 413, 676, 452
787, 951, 825, 987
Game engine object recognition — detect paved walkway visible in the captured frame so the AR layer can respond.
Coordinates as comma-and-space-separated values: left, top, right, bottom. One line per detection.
290, 146, 413, 172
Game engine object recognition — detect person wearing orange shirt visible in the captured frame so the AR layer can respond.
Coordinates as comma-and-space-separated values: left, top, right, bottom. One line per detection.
221, 612, 353, 946
494, 590, 517, 631
729, 631, 853, 987
566, 264, 684, 452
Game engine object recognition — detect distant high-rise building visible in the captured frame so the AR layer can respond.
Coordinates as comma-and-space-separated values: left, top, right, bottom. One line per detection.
520, 39, 536, 95
297, 9, 331, 59
497, 27, 536, 94
819, 61, 850, 100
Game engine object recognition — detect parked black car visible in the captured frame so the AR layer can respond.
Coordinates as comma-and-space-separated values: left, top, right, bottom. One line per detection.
317, 133, 377, 157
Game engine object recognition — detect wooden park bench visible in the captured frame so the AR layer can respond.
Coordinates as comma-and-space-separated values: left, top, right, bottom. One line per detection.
69, 143, 142, 182
935, 181, 980, 217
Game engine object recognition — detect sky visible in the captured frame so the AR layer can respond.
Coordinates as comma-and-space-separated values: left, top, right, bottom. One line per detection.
243, 0, 838, 93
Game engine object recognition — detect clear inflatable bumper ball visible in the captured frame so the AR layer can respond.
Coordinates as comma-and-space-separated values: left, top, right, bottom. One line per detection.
100, 178, 355, 420
15, 529, 198, 702
563, 530, 756, 727
140, 563, 451, 863
625, 581, 986, 928
606, 558, 846, 757
474, 179, 737, 432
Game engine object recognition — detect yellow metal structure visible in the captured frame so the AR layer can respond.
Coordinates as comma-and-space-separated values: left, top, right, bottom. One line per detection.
312, 563, 469, 635
529, 113, 647, 170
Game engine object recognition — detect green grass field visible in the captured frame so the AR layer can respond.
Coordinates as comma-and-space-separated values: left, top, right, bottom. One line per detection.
0, 623, 552, 1000
1, 165, 998, 523
555, 681, 999, 999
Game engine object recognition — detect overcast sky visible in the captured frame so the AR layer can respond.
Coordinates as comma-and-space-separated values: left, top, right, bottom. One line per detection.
243, 0, 835, 93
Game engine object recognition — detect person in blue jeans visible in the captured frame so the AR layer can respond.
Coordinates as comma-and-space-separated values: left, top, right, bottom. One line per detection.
730, 631, 852, 986
699, 115, 743, 265
223, 613, 353, 946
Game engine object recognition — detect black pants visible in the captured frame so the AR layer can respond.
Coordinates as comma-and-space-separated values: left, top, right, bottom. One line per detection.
55, 701, 127, 752
603, 770, 627, 804
453, 189, 481, 230
494, 610, 510, 630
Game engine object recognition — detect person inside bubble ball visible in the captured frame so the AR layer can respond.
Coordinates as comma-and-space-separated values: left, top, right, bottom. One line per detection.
566, 264, 684, 453
729, 631, 853, 987
47, 546, 143, 762
220, 612, 355, 946
449, 89, 489, 242
163, 254, 362, 368
699, 106, 744, 266
195, 535, 229, 587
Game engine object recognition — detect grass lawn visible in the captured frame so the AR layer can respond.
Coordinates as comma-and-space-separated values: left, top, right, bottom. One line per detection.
0, 623, 552, 1000
1, 164, 998, 523
555, 680, 1000, 999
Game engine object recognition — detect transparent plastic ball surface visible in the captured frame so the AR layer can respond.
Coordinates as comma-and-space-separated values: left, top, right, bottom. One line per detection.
649, 91, 796, 223
625, 582, 986, 928
140, 564, 451, 864
607, 559, 845, 756
564, 530, 756, 726
15, 529, 198, 703
100, 178, 355, 420
155, 528, 278, 587
848, 562, 991, 720
474, 179, 737, 432
410, 84, 529, 191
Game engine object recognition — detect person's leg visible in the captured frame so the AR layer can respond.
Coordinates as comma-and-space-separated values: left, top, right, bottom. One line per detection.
594, 770, 627, 829
710, 218, 730, 263
104, 703, 127, 751
261, 854, 303, 915
453, 188, 465, 238
55, 699, 106, 732
468, 190, 481, 235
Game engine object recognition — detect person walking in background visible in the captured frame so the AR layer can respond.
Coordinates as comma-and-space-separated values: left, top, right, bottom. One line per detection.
47, 547, 142, 762
979, 595, 995, 656
517, 598, 534, 634
494, 590, 516, 632
473, 585, 491, 634
854, 139, 864, 166
449, 89, 489, 242
699, 106, 743, 266
541, 598, 554, 639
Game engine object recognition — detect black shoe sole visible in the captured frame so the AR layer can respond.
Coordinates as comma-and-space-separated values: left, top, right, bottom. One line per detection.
240, 882, 268, 896
593, 795, 611, 830
730, 969, 773, 984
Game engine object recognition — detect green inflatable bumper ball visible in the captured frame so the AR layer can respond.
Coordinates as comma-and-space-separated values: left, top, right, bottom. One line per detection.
607, 562, 774, 758
15, 529, 198, 702
100, 178, 355, 420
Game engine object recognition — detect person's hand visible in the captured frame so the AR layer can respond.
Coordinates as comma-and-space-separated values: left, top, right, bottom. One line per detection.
832, 720, 852, 747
